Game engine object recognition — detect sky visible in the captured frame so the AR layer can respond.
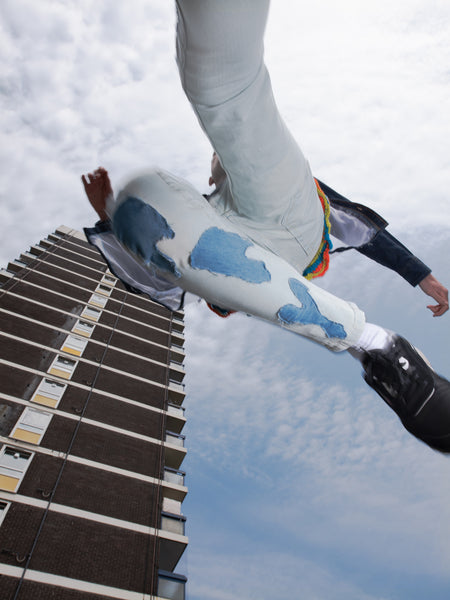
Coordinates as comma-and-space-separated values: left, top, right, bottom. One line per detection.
1, 1, 450, 599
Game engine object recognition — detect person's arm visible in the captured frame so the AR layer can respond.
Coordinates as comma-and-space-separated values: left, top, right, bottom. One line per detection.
318, 179, 448, 317
356, 229, 448, 316
356, 228, 430, 287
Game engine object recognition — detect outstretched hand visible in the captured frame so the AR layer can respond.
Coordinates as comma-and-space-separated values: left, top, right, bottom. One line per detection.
419, 273, 449, 317
81, 167, 113, 222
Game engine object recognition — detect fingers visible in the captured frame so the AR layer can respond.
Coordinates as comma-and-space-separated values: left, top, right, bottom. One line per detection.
419, 274, 449, 317
81, 172, 96, 187
81, 167, 108, 184
81, 173, 92, 193
427, 303, 449, 317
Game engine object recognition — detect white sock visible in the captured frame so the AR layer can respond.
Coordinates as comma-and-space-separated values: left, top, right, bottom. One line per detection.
348, 323, 393, 360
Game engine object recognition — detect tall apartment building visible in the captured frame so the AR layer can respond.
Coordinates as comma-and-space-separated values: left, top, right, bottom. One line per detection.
0, 225, 188, 600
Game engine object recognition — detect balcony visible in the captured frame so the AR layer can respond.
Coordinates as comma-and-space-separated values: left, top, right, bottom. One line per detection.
169, 361, 185, 384
158, 530, 188, 573
165, 432, 186, 470
166, 404, 186, 435
170, 333, 185, 349
158, 570, 187, 600
162, 468, 187, 504
168, 379, 185, 405
170, 347, 185, 365
7, 260, 28, 274
171, 317, 185, 334
161, 511, 186, 536
167, 404, 185, 418
164, 467, 185, 487
166, 431, 185, 448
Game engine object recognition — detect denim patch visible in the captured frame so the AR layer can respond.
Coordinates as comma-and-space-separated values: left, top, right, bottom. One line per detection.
190, 227, 271, 283
277, 278, 347, 339
113, 196, 180, 277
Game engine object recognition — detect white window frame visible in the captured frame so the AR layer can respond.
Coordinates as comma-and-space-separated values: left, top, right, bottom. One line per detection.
47, 355, 77, 380
89, 292, 108, 308
71, 319, 95, 338
10, 407, 52, 445
0, 447, 34, 493
60, 334, 88, 357
101, 273, 116, 287
81, 305, 102, 322
31, 378, 67, 408
95, 283, 113, 296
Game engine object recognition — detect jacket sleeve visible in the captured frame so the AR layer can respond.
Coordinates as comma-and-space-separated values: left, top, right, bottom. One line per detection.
316, 179, 431, 287
356, 229, 431, 287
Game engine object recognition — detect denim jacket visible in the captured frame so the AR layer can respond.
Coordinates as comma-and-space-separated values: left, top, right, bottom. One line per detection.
318, 180, 431, 287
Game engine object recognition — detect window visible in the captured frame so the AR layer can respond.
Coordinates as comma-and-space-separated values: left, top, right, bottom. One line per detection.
48, 355, 77, 380
88, 293, 108, 308
81, 305, 101, 322
10, 407, 52, 445
95, 283, 112, 296
0, 447, 33, 493
60, 334, 88, 357
31, 378, 66, 408
0, 500, 11, 526
72, 319, 95, 338
101, 273, 116, 286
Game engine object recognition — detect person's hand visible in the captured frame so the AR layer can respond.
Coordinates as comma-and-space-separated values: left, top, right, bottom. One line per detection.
419, 273, 449, 317
81, 167, 113, 221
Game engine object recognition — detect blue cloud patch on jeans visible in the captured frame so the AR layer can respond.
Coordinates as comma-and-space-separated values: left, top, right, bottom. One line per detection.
113, 196, 180, 277
190, 227, 271, 283
278, 278, 346, 339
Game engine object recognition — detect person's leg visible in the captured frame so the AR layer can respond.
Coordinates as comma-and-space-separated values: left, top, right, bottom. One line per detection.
111, 169, 364, 352
175, 0, 324, 272
110, 169, 450, 452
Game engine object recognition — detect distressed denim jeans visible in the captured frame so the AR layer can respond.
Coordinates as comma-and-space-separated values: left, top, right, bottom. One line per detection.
110, 0, 366, 351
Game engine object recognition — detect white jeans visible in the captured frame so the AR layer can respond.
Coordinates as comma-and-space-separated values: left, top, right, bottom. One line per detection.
111, 0, 365, 351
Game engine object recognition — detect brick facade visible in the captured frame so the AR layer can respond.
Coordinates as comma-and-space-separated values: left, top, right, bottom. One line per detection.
0, 226, 187, 599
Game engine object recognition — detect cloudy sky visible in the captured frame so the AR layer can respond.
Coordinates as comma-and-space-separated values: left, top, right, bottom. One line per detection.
2, 1, 450, 599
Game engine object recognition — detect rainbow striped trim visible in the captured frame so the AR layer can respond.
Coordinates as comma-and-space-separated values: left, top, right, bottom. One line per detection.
302, 180, 333, 280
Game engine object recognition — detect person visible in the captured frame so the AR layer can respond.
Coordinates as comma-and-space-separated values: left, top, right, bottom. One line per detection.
83, 0, 450, 452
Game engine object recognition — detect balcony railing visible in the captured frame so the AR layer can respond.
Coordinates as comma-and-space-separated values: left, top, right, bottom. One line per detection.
158, 570, 187, 600
170, 337, 184, 349
167, 404, 185, 418
161, 511, 186, 536
170, 357, 185, 366
164, 467, 185, 487
168, 380, 185, 393
166, 431, 185, 448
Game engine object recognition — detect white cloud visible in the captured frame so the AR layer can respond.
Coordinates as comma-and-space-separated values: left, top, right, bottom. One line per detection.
2, 2, 450, 598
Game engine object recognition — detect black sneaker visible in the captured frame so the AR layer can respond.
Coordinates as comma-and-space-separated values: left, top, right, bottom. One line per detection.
362, 335, 450, 453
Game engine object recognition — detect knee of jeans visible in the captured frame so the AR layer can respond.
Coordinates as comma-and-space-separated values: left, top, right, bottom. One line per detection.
112, 192, 180, 278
